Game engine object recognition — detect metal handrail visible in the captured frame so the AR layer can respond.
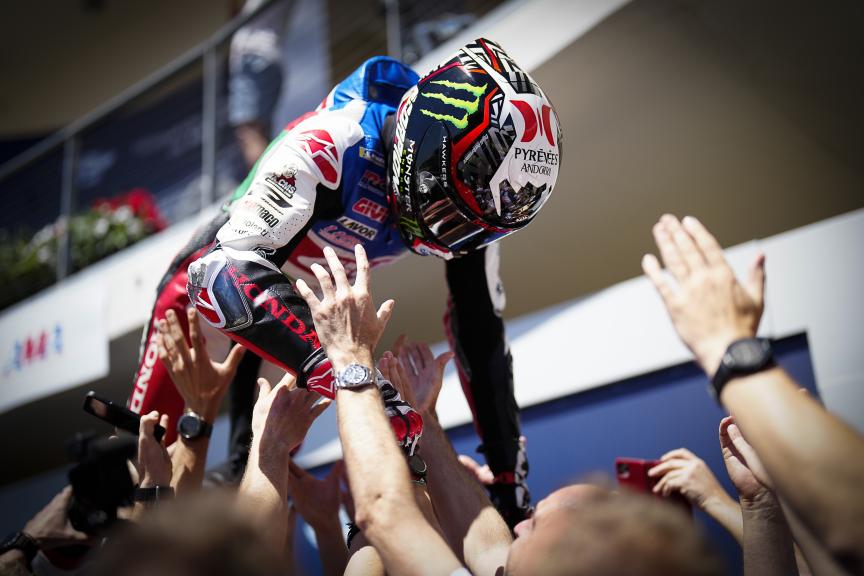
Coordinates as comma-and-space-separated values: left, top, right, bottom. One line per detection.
0, 0, 284, 183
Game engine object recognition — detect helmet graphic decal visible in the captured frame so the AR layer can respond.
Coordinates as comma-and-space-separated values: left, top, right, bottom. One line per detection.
389, 38, 562, 259
419, 80, 488, 129
511, 101, 556, 146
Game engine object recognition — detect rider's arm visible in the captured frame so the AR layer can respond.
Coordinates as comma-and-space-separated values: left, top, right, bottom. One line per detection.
444, 244, 519, 478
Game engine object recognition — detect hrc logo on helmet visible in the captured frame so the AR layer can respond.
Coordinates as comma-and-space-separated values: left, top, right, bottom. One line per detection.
419, 80, 488, 130
511, 100, 556, 147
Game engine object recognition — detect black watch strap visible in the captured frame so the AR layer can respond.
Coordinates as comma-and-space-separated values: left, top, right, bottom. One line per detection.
711, 337, 775, 402
0, 531, 39, 563
134, 485, 175, 504
407, 453, 428, 484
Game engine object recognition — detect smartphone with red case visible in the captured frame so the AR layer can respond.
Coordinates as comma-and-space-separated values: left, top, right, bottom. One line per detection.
615, 457, 692, 514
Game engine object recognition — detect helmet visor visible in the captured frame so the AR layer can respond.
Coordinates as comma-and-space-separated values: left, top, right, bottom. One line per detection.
411, 122, 511, 254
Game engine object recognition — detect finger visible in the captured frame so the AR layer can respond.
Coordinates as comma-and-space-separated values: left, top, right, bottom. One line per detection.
682, 216, 727, 267
310, 398, 332, 420
278, 371, 298, 391
323, 247, 349, 292
310, 263, 335, 301
403, 344, 421, 375
659, 472, 682, 497
746, 252, 766, 309
158, 413, 170, 445
641, 254, 674, 305
660, 448, 695, 462
140, 411, 159, 437
288, 459, 310, 479
222, 343, 247, 375
166, 310, 193, 367
647, 459, 687, 477
718, 417, 734, 448
165, 309, 188, 347
156, 333, 170, 363
329, 459, 345, 480
376, 299, 395, 328
354, 243, 370, 290
652, 474, 667, 494
393, 356, 411, 392
295, 278, 320, 310
378, 356, 392, 383
392, 334, 407, 356
257, 377, 273, 398
663, 214, 706, 272
652, 219, 689, 282
157, 322, 179, 363
727, 423, 756, 460
436, 350, 455, 372
412, 343, 429, 372
186, 306, 204, 360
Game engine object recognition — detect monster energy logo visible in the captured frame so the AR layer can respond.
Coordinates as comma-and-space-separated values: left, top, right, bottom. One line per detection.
419, 80, 487, 130
398, 216, 422, 237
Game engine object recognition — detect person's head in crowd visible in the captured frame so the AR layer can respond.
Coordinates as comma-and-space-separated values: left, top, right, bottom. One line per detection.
506, 484, 724, 576
90, 490, 283, 576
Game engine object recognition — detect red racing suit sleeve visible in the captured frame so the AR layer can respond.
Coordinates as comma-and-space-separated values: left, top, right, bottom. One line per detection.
444, 243, 522, 478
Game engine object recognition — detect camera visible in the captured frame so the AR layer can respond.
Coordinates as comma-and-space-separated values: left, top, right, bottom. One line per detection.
66, 432, 136, 534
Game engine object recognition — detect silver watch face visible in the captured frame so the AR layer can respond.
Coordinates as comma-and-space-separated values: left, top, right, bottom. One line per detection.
339, 364, 373, 388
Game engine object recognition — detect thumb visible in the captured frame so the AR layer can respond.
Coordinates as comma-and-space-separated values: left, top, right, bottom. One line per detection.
376, 299, 395, 327
310, 398, 332, 420
437, 351, 455, 370
257, 377, 273, 398
746, 252, 766, 307
222, 344, 247, 375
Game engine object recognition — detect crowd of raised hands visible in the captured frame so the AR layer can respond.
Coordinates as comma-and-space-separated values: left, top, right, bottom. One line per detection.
2, 216, 863, 576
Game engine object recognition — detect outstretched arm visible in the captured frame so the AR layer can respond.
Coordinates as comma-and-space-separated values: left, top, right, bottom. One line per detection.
648, 448, 743, 543
381, 342, 512, 576
445, 244, 529, 526
717, 417, 797, 576
296, 245, 464, 576
157, 307, 245, 493
237, 372, 330, 556
642, 214, 864, 572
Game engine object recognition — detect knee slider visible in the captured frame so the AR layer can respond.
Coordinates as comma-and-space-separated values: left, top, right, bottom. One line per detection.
187, 250, 253, 331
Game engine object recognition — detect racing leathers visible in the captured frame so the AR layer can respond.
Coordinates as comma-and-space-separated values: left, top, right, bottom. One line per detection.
129, 56, 529, 519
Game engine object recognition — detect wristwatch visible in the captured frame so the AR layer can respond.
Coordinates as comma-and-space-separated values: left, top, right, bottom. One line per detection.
407, 452, 428, 485
335, 363, 375, 391
177, 410, 213, 440
0, 531, 39, 565
711, 338, 775, 401
134, 485, 175, 505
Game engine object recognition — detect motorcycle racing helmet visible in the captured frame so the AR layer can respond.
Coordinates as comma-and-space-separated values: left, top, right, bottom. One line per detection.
388, 38, 562, 259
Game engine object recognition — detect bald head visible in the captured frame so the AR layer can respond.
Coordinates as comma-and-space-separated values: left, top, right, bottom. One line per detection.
507, 485, 723, 576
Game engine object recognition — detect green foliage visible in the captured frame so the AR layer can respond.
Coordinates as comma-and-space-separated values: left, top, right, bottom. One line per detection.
0, 203, 161, 311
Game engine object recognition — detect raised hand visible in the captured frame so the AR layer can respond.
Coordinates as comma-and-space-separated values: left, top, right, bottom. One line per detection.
138, 411, 172, 487
23, 487, 95, 550
719, 415, 773, 504
648, 448, 731, 508
391, 336, 453, 414
156, 307, 246, 421
251, 372, 331, 455
295, 245, 394, 371
289, 460, 345, 532
642, 214, 765, 376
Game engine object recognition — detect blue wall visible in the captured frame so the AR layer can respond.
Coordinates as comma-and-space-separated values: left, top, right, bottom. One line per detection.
297, 333, 817, 575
